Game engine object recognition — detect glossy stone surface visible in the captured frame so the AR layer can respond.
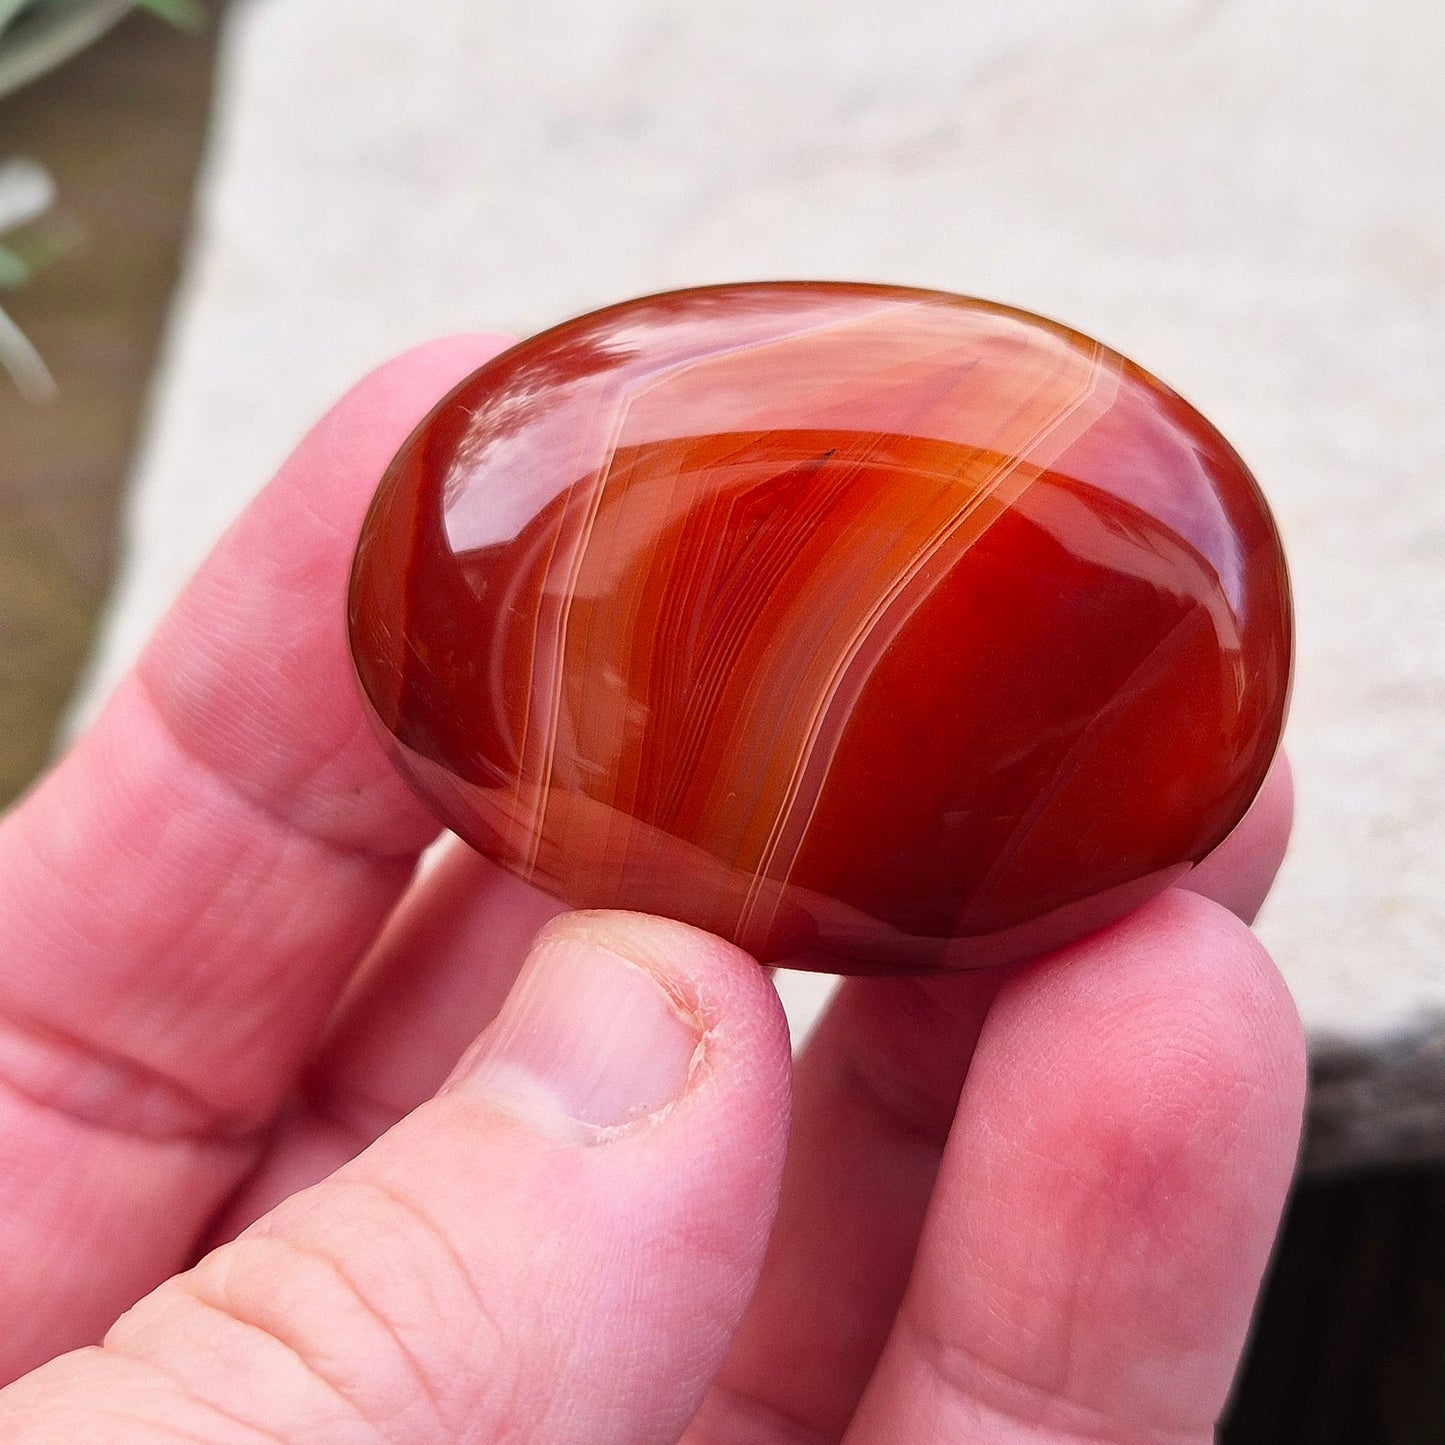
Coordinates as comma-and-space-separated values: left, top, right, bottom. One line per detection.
349, 283, 1291, 973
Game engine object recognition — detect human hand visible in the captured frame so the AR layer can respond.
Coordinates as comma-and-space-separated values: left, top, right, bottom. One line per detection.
0, 337, 1304, 1442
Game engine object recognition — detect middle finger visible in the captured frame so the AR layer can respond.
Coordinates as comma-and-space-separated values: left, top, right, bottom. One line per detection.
690, 965, 1002, 1444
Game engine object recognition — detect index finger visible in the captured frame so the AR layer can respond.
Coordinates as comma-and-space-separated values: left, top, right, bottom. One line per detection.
0, 334, 510, 1379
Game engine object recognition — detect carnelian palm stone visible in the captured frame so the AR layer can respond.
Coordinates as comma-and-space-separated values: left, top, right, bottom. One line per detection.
349, 283, 1291, 973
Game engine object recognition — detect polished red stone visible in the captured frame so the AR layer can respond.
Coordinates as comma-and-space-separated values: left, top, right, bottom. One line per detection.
349, 283, 1291, 973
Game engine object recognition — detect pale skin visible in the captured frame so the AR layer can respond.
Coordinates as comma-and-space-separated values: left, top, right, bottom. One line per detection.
0, 335, 1305, 1444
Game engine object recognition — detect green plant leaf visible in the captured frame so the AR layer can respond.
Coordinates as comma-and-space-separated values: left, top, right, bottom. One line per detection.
0, 0, 33, 38
0, 302, 54, 402
136, 0, 206, 31
0, 242, 30, 288
2, 0, 211, 35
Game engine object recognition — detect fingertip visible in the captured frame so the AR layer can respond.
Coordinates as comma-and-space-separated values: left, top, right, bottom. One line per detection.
437, 908, 791, 1169
355, 332, 518, 412
994, 888, 1306, 1126
1184, 751, 1295, 922
540, 910, 791, 1054
1137, 887, 1306, 1100
1161, 884, 1307, 1095
346, 331, 516, 396
275, 332, 516, 510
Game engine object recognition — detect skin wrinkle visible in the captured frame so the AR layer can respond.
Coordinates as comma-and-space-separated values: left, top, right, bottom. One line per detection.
0, 1121, 230, 1323
99, 1414, 248, 1445
77, 1340, 291, 1445
0, 675, 423, 1140
139, 497, 439, 836
0, 337, 544, 1395
207, 1230, 451, 1442
891, 1301, 1210, 1445
689, 1381, 835, 1445
0, 796, 390, 1141
142, 619, 423, 851
271, 455, 365, 552
66, 1404, 267, 1445
132, 662, 428, 866
0, 1007, 266, 1145
706, 966, 1027, 1444
2, 749, 232, 991
899, 904, 1296, 1444
118, 1288, 385, 1444
11, 690, 391, 1004
292, 1169, 518, 1424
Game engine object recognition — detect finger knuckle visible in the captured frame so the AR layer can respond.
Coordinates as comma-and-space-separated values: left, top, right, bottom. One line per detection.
173, 1177, 528, 1440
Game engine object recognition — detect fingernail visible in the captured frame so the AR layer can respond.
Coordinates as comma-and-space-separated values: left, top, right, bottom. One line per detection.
448, 932, 702, 1133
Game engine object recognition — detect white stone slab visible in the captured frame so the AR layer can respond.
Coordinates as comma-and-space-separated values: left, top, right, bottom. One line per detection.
75, 0, 1445, 1170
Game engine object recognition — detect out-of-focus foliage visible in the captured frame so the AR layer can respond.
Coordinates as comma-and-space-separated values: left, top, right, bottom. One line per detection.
0, 159, 56, 399
0, 2, 203, 396
0, 0, 203, 38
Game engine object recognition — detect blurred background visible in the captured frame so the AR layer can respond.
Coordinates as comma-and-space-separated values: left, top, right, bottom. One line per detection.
2, 1, 1443, 1437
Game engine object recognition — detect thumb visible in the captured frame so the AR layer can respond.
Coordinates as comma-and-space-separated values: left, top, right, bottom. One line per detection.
0, 913, 792, 1444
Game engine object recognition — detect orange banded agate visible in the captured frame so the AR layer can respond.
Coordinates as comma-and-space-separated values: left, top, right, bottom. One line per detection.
348, 284, 1291, 973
